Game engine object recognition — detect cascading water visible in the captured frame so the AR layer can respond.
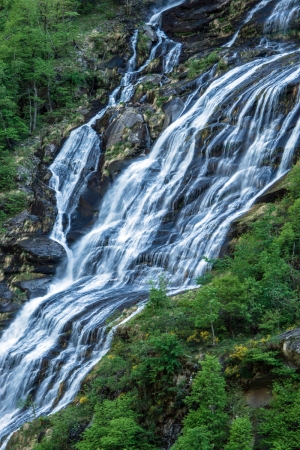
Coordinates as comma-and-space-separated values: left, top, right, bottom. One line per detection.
0, 0, 300, 444
265, 0, 300, 34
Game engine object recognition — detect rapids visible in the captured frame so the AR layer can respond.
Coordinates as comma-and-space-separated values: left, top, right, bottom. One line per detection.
0, 0, 300, 444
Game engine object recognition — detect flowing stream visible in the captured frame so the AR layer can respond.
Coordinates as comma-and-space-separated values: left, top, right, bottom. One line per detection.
0, 0, 300, 444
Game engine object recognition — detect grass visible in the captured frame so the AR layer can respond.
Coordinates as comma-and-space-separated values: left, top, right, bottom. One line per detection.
185, 51, 220, 78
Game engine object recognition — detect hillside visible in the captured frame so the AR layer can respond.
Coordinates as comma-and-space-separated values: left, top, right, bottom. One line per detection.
0, 0, 300, 448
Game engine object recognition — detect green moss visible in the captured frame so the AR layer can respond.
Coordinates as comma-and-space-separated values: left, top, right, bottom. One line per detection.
185, 51, 220, 78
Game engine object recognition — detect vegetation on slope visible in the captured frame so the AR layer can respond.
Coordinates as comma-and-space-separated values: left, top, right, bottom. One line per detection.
7, 162, 300, 449
0, 0, 142, 229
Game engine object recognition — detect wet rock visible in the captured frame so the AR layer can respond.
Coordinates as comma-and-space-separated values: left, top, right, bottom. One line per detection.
107, 159, 133, 180
30, 180, 57, 234
67, 172, 110, 242
44, 143, 58, 156
254, 174, 288, 204
142, 24, 158, 42
1, 236, 66, 275
14, 277, 52, 299
15, 237, 66, 264
4, 211, 42, 236
141, 73, 164, 85
162, 97, 185, 128
92, 108, 114, 134
15, 166, 31, 185
161, 0, 265, 60
103, 55, 126, 69
0, 302, 19, 314
280, 328, 300, 368
0, 282, 13, 303
141, 57, 162, 74
103, 108, 148, 150
161, 0, 230, 59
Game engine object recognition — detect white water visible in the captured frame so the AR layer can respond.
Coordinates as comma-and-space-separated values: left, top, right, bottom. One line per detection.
0, 0, 300, 444
265, 0, 300, 34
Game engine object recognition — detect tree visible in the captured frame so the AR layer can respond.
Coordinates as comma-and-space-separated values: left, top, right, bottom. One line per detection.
0, 0, 79, 138
259, 381, 300, 450
172, 355, 228, 449
133, 333, 184, 403
225, 417, 253, 450
171, 426, 210, 450
192, 285, 220, 345
76, 395, 156, 450
148, 273, 169, 310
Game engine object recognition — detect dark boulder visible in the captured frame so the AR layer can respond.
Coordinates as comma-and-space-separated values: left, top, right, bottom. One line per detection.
103, 107, 149, 151
14, 277, 52, 299
107, 159, 133, 180
0, 282, 14, 303
15, 237, 66, 264
162, 97, 185, 128
142, 24, 158, 43
103, 56, 126, 69
279, 328, 300, 368
30, 180, 57, 234
254, 174, 288, 204
4, 211, 42, 236
162, 0, 227, 36
161, 0, 231, 59
0, 302, 19, 314
2, 236, 66, 275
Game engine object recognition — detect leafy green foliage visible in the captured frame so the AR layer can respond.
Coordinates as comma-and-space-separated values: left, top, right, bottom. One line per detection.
171, 426, 211, 450
0, 0, 101, 151
0, 189, 27, 229
0, 151, 15, 190
186, 51, 220, 78
33, 405, 91, 450
172, 355, 228, 449
132, 333, 184, 395
259, 381, 300, 449
76, 395, 157, 450
147, 273, 169, 310
225, 417, 253, 450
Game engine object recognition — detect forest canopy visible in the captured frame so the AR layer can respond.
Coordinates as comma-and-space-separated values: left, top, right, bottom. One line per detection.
0, 0, 96, 151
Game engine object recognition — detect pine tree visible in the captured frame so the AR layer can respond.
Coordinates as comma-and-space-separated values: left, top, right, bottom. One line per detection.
172, 355, 228, 449
225, 417, 253, 450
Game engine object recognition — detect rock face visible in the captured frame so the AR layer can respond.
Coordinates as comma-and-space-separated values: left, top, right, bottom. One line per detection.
161, 0, 232, 59
161, 0, 276, 60
254, 174, 289, 205
0, 282, 14, 303
14, 277, 52, 299
142, 24, 158, 43
162, 0, 230, 36
280, 328, 300, 369
162, 97, 185, 128
15, 237, 65, 265
31, 179, 57, 234
2, 236, 66, 275
4, 211, 42, 236
103, 108, 149, 150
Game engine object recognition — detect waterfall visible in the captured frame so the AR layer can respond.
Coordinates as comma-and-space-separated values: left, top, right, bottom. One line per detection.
0, 0, 300, 444
265, 0, 300, 35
